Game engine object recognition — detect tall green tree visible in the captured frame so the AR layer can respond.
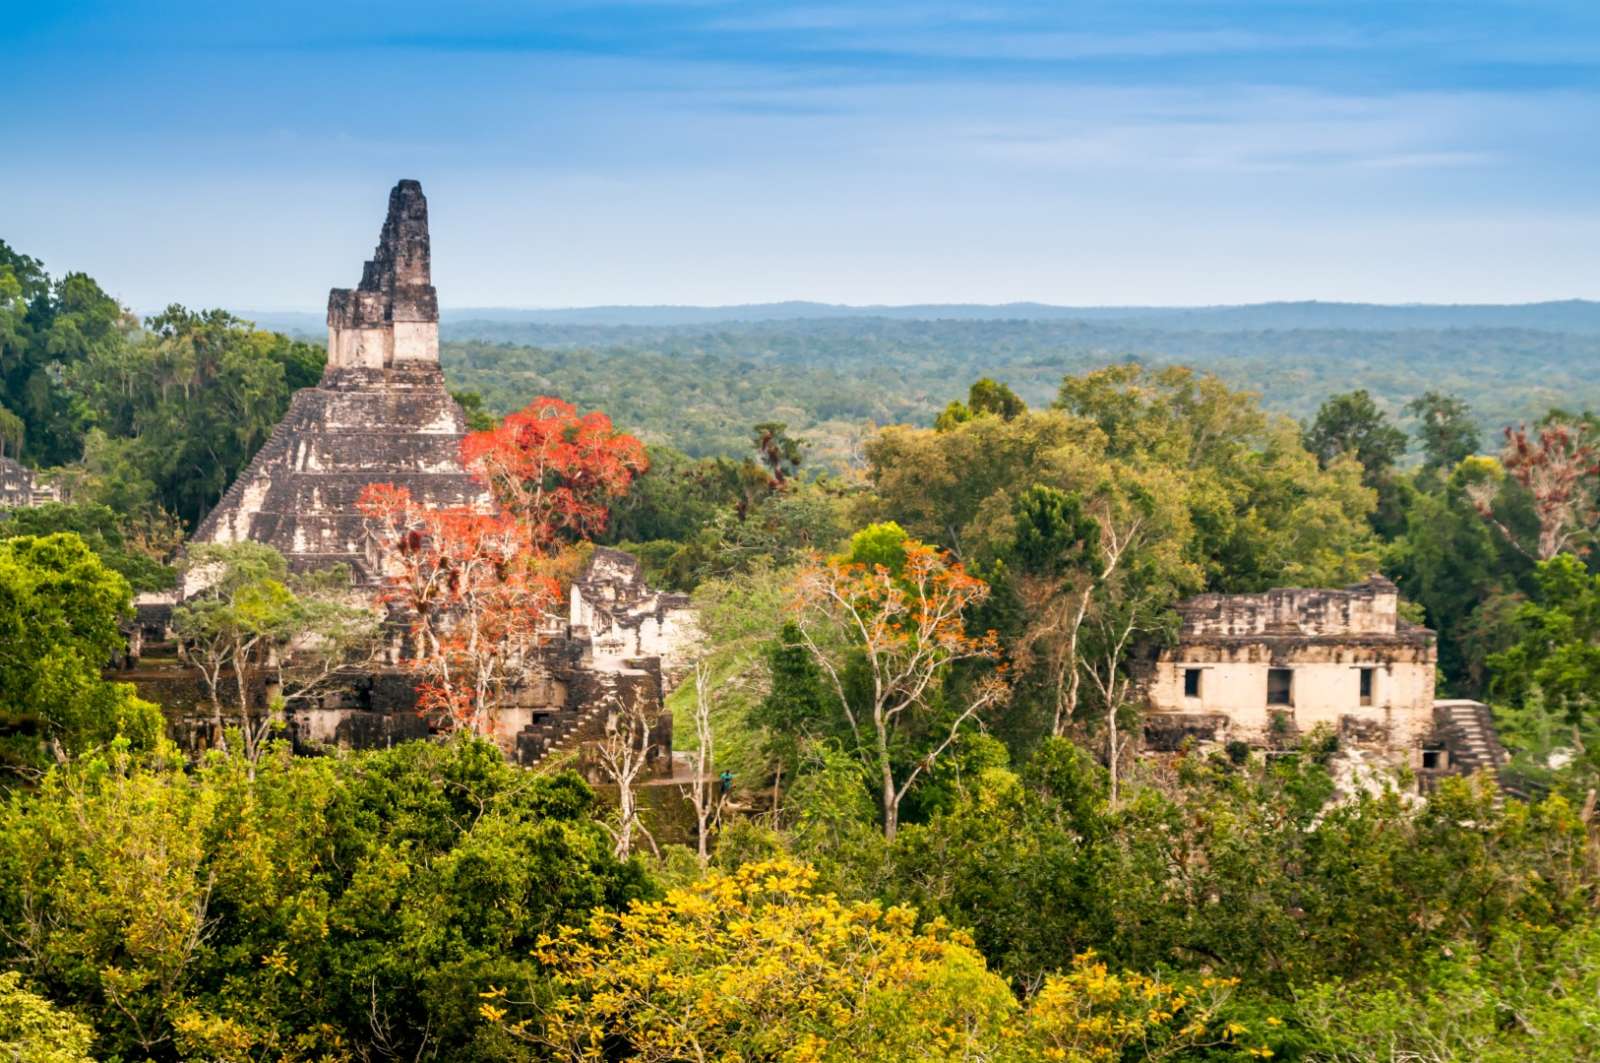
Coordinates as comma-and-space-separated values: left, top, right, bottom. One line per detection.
0, 737, 653, 1062
74, 306, 323, 526
866, 406, 1098, 560
890, 738, 1114, 986
750, 621, 847, 792
0, 241, 125, 466
1303, 388, 1412, 536
0, 532, 163, 775
1303, 388, 1408, 479
1490, 553, 1600, 731
1406, 390, 1480, 476
1054, 364, 1380, 591
0, 501, 175, 591
935, 376, 1028, 430
1387, 456, 1532, 692
173, 542, 380, 765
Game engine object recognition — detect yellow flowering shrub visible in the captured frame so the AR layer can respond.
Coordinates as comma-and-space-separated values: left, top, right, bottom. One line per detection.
488, 858, 1017, 1062
1017, 953, 1277, 1062
483, 858, 1284, 1062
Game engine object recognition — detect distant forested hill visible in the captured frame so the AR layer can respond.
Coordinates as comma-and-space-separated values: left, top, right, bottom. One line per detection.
240, 299, 1600, 334
435, 316, 1600, 467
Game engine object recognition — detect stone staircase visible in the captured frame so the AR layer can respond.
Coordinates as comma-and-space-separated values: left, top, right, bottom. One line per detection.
1425, 699, 1510, 790
515, 701, 610, 766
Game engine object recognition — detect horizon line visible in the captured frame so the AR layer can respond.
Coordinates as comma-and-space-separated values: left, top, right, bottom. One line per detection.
212, 296, 1600, 316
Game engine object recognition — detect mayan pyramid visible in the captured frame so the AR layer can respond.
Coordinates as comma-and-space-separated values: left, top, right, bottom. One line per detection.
191, 180, 488, 579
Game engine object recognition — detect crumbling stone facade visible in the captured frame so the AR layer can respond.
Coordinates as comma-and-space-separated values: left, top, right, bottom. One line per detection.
570, 547, 698, 680
127, 548, 688, 775
1143, 578, 1437, 765
0, 457, 33, 508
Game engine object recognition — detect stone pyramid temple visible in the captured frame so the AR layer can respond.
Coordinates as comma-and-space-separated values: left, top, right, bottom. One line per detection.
158, 179, 692, 767
192, 180, 488, 579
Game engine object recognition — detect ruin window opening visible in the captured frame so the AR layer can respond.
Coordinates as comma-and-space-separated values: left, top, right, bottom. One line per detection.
1267, 668, 1293, 706
1183, 668, 1202, 699
1422, 749, 1445, 770
1358, 666, 1375, 706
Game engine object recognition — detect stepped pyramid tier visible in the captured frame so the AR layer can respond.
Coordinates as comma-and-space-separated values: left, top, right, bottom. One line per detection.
191, 180, 488, 580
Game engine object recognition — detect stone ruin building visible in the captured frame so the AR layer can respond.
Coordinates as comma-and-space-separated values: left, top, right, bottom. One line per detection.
129, 180, 694, 771
1142, 576, 1506, 789
0, 456, 60, 509
570, 547, 696, 676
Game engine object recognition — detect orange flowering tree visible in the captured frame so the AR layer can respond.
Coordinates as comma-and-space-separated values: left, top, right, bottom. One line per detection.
460, 396, 648, 550
359, 396, 647, 735
792, 524, 1007, 840
358, 483, 560, 733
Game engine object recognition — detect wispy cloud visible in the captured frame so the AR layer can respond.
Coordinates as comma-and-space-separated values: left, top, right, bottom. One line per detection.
938, 86, 1526, 175
5, 0, 1600, 307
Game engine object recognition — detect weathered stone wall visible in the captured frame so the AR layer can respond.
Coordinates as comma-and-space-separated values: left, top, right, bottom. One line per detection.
570, 547, 699, 685
1176, 576, 1401, 639
1145, 642, 1436, 756
189, 363, 488, 580
1144, 577, 1436, 764
0, 457, 33, 508
0, 457, 59, 509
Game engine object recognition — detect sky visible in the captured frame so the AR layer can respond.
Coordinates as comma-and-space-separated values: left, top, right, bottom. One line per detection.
5, 0, 1600, 311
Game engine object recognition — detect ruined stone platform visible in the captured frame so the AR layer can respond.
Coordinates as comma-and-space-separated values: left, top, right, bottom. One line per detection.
191, 363, 487, 579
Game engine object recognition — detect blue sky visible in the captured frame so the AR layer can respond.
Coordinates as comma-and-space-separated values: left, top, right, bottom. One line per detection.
5, 1, 1600, 310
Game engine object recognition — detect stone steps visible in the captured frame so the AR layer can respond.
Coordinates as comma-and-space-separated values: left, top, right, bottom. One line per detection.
516, 700, 611, 766
1427, 700, 1511, 794
1439, 702, 1508, 775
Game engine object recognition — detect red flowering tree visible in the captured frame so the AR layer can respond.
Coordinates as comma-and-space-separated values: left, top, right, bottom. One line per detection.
360, 398, 648, 736
358, 483, 560, 733
364, 393, 649, 736
460, 396, 649, 550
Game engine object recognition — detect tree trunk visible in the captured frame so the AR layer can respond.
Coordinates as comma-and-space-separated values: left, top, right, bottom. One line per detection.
234, 657, 254, 768
617, 787, 635, 859
210, 695, 227, 754
873, 709, 900, 841
882, 766, 899, 842
1108, 706, 1120, 810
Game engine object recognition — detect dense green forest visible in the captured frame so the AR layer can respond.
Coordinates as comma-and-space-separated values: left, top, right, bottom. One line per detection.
436, 317, 1600, 467
11, 239, 1600, 1060
0, 239, 323, 585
